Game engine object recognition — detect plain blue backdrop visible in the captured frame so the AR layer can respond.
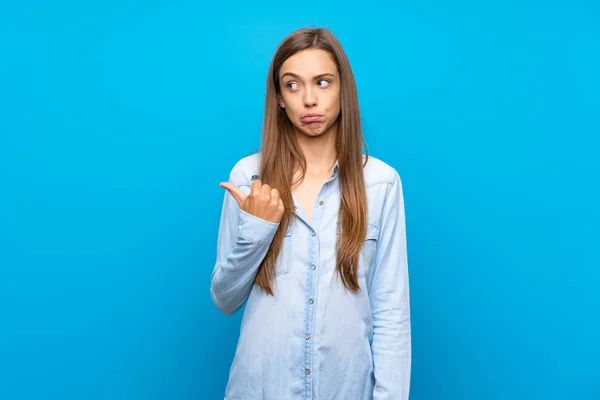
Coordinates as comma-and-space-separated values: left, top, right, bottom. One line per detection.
1, 0, 599, 399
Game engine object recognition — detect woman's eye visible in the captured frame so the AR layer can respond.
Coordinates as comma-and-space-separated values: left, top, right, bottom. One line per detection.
318, 79, 331, 87
287, 82, 299, 90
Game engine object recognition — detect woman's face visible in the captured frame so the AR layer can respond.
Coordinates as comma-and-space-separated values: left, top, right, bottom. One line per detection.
278, 49, 341, 139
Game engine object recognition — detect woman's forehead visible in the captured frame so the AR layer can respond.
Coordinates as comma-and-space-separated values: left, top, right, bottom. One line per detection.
279, 49, 337, 77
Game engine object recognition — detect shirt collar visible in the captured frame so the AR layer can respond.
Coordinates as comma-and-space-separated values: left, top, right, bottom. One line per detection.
330, 160, 340, 179
253, 160, 339, 182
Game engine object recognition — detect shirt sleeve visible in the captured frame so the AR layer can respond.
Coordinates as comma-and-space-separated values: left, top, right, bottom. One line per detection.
370, 170, 412, 400
210, 173, 279, 316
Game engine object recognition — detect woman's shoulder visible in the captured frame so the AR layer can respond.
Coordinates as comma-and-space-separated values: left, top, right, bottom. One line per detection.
225, 151, 401, 188
226, 151, 261, 187
363, 154, 401, 188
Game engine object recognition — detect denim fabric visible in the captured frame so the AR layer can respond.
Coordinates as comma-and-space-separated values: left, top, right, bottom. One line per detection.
211, 152, 411, 400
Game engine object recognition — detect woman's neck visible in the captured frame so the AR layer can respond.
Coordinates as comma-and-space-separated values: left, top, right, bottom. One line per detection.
295, 127, 337, 179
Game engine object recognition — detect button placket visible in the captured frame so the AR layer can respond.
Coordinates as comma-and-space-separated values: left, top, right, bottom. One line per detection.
303, 206, 322, 397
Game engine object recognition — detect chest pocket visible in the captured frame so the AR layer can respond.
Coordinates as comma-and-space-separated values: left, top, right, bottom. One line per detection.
275, 223, 293, 277
359, 223, 379, 278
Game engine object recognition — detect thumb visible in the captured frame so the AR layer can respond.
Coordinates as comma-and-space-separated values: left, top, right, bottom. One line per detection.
220, 182, 246, 208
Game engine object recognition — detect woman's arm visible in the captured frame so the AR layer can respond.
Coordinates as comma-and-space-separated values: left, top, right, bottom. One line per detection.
370, 170, 412, 400
210, 171, 280, 316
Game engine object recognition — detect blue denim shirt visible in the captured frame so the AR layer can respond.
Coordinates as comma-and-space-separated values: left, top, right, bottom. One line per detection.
211, 152, 411, 400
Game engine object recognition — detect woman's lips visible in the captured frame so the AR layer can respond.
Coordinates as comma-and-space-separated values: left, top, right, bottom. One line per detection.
301, 114, 324, 123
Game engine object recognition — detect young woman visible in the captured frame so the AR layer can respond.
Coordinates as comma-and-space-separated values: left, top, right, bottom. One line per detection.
211, 27, 411, 400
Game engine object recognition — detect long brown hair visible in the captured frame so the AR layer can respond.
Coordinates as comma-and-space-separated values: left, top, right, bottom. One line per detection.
256, 27, 369, 295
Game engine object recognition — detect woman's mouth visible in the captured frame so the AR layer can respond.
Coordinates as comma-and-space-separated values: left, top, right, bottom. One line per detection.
300, 114, 324, 123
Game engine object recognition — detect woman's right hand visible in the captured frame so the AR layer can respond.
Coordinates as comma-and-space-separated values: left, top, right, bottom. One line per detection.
220, 179, 285, 224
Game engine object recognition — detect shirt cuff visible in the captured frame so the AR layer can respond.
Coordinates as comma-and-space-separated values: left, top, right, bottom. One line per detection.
237, 209, 280, 245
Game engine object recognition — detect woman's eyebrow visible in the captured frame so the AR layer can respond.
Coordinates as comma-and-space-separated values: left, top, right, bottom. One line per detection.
280, 72, 336, 80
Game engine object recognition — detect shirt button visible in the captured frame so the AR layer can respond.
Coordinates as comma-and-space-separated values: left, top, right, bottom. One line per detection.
293, 206, 297, 211
306, 369, 311, 375
311, 264, 316, 270
311, 231, 316, 237
319, 200, 324, 206
305, 333, 311, 340
308, 298, 313, 305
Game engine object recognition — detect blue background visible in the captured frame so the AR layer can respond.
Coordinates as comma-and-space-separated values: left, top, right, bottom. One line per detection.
1, 0, 599, 399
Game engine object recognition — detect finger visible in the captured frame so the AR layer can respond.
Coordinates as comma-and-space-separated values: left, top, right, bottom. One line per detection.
270, 188, 280, 201
270, 189, 280, 206
219, 182, 246, 208
251, 179, 262, 198
276, 198, 285, 220
261, 183, 272, 200
260, 184, 271, 217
